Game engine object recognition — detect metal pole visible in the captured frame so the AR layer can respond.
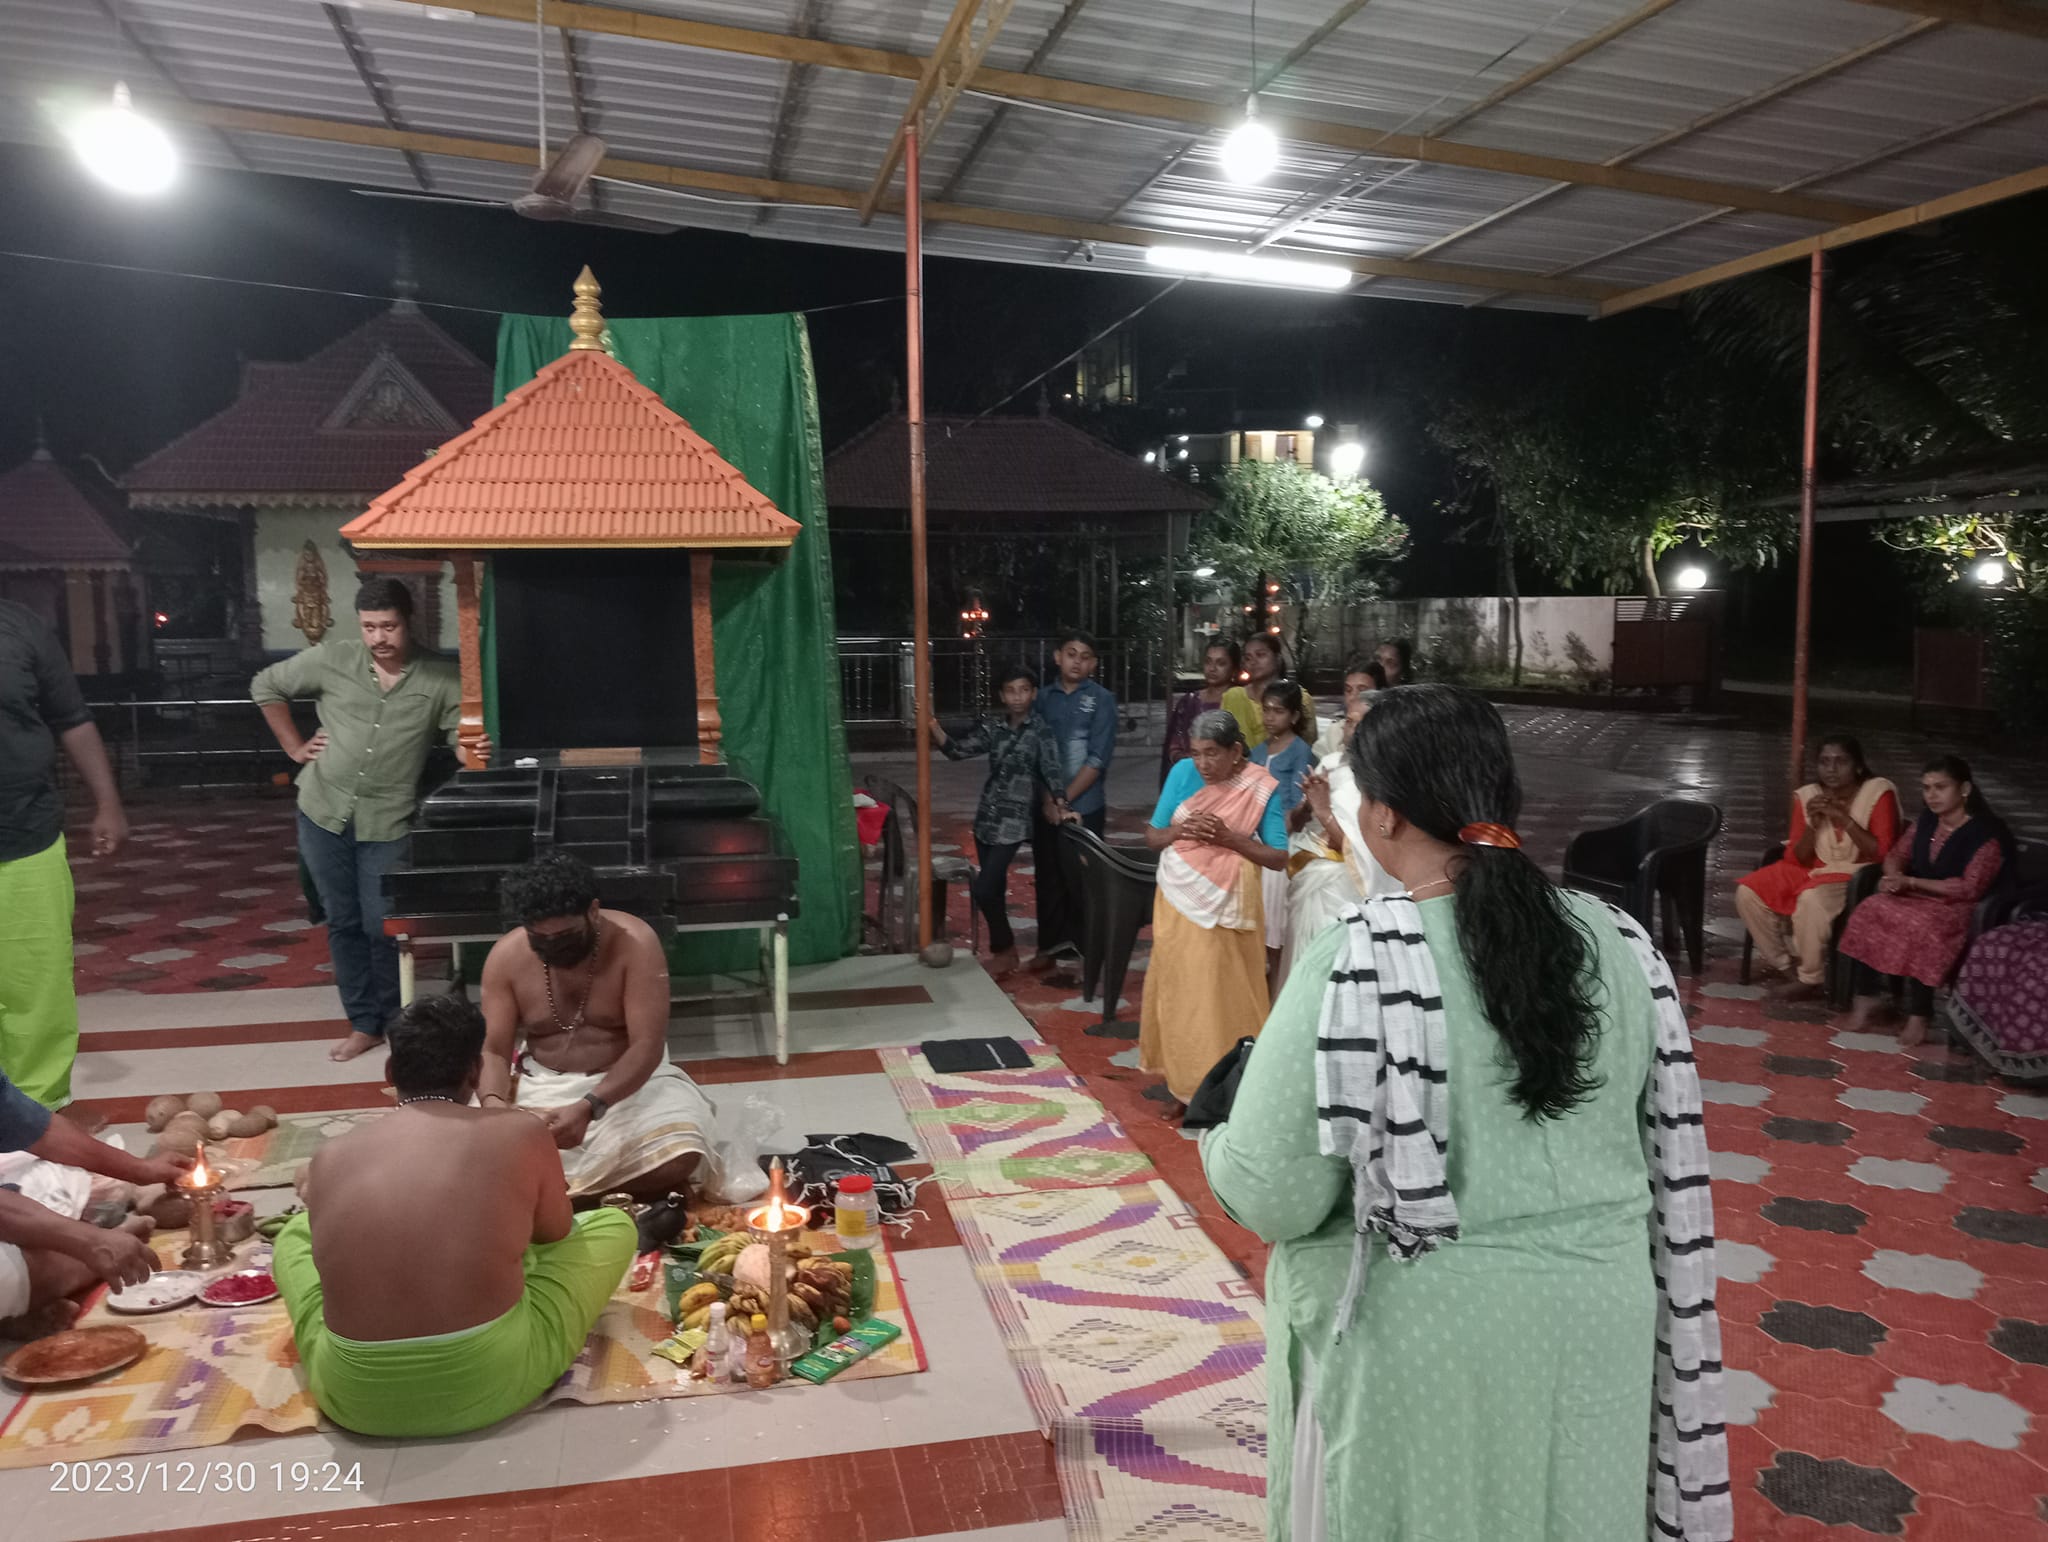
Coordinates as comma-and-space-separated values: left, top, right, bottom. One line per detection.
906, 120, 935, 953
1789, 248, 1823, 797
1162, 513, 1175, 777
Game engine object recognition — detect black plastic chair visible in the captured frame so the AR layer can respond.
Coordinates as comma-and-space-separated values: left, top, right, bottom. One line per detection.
1969, 837, 2048, 943
1059, 823, 1158, 1028
1562, 798, 1724, 974
864, 775, 975, 954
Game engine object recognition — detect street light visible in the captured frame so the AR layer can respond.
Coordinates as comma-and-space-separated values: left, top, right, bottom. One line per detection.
1673, 566, 1708, 592
1975, 558, 2009, 586
1142, 450, 1156, 464
1305, 414, 1325, 429
1328, 441, 1366, 480
1193, 565, 1217, 579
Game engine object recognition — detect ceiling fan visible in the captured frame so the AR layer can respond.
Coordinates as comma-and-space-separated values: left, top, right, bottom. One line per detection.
350, 129, 683, 230
347, 0, 672, 231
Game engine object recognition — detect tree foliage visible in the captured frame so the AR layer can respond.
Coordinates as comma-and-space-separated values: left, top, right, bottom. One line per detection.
1193, 459, 1407, 664
1688, 200, 2048, 720
1423, 317, 1795, 595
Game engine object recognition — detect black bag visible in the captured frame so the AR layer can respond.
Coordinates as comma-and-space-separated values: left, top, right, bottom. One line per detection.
783, 1135, 920, 1219
1181, 1037, 1256, 1130
920, 1036, 1031, 1073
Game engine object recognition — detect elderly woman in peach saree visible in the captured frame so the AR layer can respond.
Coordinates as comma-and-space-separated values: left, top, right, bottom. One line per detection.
1140, 709, 1289, 1117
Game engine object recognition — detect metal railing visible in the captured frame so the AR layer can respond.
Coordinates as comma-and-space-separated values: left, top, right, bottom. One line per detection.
79, 698, 319, 792
837, 636, 1166, 726
79, 639, 1170, 791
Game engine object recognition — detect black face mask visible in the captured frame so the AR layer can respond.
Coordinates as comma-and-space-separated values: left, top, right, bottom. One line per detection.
528, 922, 596, 968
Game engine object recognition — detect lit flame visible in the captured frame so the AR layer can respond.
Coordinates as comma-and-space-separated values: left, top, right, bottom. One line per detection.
744, 1158, 803, 1234
184, 1152, 215, 1190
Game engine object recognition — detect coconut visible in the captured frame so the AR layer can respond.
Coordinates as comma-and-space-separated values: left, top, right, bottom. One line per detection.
144, 1094, 187, 1133
249, 1104, 278, 1130
187, 1091, 223, 1119
226, 1110, 270, 1138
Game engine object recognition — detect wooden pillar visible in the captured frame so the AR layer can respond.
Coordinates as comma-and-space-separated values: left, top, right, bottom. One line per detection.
65, 571, 96, 671
692, 550, 722, 764
453, 555, 487, 770
89, 570, 112, 675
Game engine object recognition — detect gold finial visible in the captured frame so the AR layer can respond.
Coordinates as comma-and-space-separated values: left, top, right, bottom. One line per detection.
567, 265, 606, 352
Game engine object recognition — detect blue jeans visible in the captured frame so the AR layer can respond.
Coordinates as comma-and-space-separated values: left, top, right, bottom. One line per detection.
298, 813, 405, 1039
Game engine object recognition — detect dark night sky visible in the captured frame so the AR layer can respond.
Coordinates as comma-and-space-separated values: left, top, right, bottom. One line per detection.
0, 135, 1944, 658
0, 136, 1583, 592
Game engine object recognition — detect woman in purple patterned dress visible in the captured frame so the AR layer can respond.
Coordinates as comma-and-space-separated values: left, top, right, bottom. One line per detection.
1950, 921, 2048, 1079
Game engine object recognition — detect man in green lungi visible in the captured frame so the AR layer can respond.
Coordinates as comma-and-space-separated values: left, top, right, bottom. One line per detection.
0, 599, 127, 1111
275, 993, 635, 1437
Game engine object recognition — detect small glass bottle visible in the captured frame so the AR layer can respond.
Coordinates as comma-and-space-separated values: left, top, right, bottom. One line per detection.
744, 1313, 779, 1388
834, 1173, 880, 1249
700, 1301, 730, 1379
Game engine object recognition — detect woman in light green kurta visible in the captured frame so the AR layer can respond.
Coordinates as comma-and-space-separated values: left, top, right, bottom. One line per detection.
1202, 687, 1661, 1542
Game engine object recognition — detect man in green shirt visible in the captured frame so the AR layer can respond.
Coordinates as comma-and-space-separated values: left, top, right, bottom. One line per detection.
253, 578, 489, 1063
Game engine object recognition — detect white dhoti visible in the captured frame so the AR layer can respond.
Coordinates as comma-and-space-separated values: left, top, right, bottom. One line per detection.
0, 1147, 93, 1319
515, 1058, 715, 1197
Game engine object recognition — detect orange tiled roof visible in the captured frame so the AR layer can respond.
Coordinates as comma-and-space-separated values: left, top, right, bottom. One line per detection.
341, 348, 800, 551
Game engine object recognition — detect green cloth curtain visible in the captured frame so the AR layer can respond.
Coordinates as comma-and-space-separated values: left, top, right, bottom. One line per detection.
486, 313, 860, 970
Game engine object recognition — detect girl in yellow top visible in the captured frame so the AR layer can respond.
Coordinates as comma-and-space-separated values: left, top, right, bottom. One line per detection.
1222, 633, 1318, 747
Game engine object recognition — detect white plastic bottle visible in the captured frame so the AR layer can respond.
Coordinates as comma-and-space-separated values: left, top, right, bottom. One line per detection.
834, 1173, 881, 1250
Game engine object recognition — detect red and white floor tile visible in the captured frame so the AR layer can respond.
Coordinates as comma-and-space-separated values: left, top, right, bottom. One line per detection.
27, 692, 2048, 1542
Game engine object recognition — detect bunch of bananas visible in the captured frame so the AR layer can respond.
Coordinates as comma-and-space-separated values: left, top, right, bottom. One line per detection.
790, 1258, 856, 1332
694, 1233, 749, 1278
675, 1281, 723, 1330
675, 1233, 843, 1334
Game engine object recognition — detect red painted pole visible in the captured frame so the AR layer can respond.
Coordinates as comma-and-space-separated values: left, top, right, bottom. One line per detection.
1789, 248, 1823, 797
906, 121, 934, 952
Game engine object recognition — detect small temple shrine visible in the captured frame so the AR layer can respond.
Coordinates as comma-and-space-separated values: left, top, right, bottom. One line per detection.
341, 267, 800, 766
349, 270, 807, 1056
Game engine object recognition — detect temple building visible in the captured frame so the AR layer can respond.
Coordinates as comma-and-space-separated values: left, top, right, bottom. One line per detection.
121, 290, 491, 662
0, 433, 142, 677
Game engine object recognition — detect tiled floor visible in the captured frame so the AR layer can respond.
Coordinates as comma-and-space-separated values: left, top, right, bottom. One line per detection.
909, 706, 2048, 1539
16, 703, 2048, 1539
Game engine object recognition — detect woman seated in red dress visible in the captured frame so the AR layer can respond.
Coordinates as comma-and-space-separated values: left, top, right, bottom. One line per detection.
1839, 755, 2010, 1047
1734, 735, 1899, 998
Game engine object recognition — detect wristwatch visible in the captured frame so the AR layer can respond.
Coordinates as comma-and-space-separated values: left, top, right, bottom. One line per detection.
581, 1092, 609, 1121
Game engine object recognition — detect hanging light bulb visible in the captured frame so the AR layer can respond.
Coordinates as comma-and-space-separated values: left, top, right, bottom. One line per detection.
70, 82, 178, 196
1218, 96, 1279, 185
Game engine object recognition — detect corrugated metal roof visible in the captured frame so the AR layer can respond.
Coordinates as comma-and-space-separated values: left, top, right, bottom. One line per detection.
343, 345, 802, 548
1, 0, 2041, 316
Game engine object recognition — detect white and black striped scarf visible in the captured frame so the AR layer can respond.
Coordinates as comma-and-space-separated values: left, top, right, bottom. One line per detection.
1315, 894, 1732, 1542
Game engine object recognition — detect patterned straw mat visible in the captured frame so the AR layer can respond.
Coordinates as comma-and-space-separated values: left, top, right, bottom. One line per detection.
215, 1110, 388, 1191
953, 1180, 1267, 1542
0, 1228, 923, 1468
879, 1043, 1157, 1200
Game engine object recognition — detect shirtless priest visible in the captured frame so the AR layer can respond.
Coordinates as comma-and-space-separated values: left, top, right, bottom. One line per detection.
477, 851, 719, 1199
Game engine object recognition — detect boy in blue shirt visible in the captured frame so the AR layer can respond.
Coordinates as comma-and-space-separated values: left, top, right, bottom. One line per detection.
1028, 631, 1117, 972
